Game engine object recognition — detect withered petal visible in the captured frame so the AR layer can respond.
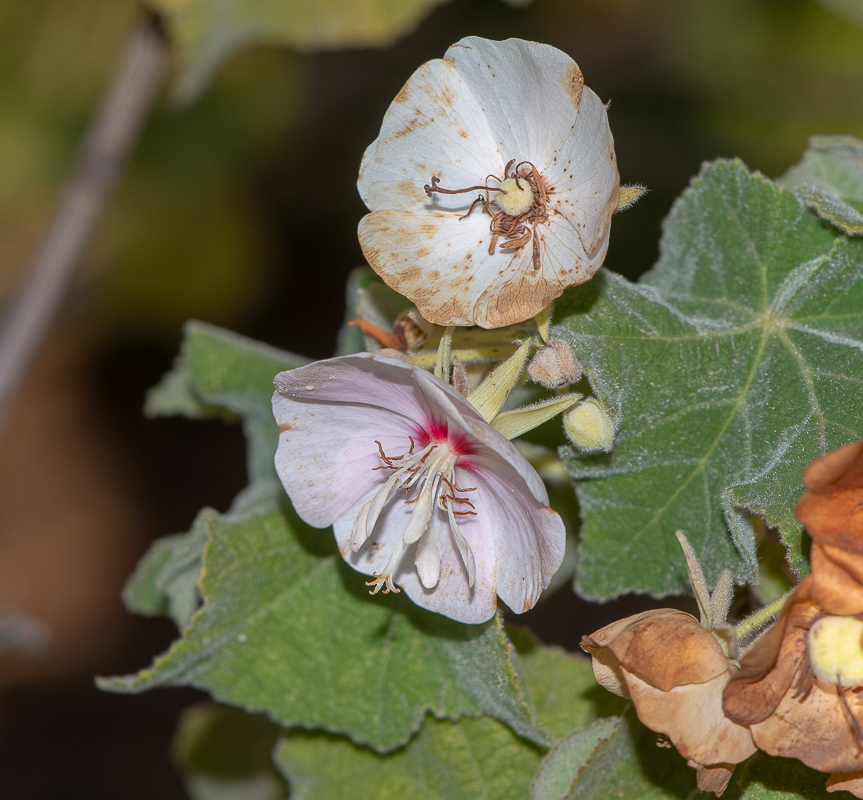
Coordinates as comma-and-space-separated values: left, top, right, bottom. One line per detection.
828, 771, 863, 797
750, 679, 863, 774
688, 761, 735, 797
802, 441, 863, 494
580, 634, 629, 698
723, 579, 818, 725
811, 543, 863, 616
603, 609, 729, 691
625, 669, 756, 767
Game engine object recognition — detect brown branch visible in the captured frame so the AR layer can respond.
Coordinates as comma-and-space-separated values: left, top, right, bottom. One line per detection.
0, 12, 168, 429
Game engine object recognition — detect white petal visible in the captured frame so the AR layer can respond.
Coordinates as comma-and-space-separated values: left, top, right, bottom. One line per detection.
414, 527, 442, 589
413, 369, 551, 504
274, 353, 435, 420
546, 88, 618, 258
446, 37, 584, 165
334, 484, 498, 624
359, 208, 529, 327
358, 58, 498, 214
472, 463, 566, 614
447, 502, 476, 587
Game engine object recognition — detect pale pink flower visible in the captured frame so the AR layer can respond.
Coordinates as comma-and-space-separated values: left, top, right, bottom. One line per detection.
272, 352, 566, 624
358, 36, 619, 329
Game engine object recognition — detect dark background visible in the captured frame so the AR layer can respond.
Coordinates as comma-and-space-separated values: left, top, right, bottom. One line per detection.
0, 0, 862, 796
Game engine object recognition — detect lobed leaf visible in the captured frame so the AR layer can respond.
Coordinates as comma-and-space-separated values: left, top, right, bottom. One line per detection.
555, 160, 863, 599
531, 718, 619, 800
104, 505, 543, 752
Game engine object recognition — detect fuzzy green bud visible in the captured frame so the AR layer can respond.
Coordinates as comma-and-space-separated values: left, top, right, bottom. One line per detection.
563, 398, 615, 452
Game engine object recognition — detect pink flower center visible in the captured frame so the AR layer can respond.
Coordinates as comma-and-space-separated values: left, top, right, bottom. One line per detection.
349, 433, 479, 596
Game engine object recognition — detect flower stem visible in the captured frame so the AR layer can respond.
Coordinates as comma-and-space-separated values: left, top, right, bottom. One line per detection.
735, 588, 795, 639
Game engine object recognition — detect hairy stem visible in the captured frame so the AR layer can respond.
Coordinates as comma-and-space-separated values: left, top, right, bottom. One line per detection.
735, 588, 795, 640
0, 12, 168, 430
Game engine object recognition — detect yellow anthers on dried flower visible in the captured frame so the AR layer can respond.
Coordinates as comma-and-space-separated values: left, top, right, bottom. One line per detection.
527, 339, 583, 388
582, 609, 756, 796
358, 37, 619, 329
809, 616, 863, 687
563, 397, 615, 452
795, 440, 863, 616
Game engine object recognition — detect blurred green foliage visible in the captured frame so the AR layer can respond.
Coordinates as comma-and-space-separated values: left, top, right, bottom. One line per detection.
2, 0, 863, 353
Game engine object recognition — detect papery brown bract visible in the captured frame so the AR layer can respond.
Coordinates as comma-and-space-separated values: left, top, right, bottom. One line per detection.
582, 609, 755, 796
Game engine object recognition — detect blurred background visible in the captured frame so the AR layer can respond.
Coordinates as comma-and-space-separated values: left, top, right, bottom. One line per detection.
0, 0, 862, 796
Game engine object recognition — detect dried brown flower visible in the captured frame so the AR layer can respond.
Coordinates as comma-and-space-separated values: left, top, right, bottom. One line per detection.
582, 609, 755, 796
722, 442, 863, 795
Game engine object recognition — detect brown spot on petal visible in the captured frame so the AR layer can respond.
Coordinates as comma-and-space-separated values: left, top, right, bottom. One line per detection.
278, 422, 293, 433
565, 62, 584, 110
394, 85, 409, 103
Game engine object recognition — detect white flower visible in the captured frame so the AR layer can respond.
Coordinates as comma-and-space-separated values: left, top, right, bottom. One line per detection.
272, 352, 566, 624
358, 36, 619, 330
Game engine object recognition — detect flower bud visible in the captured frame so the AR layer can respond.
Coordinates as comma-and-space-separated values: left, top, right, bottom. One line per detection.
527, 339, 582, 388
563, 398, 615, 452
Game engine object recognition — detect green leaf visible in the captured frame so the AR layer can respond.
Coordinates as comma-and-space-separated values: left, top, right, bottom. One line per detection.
555, 160, 863, 599
151, 0, 453, 101
510, 626, 628, 740
781, 136, 863, 235
564, 709, 702, 800
275, 716, 545, 800
146, 320, 307, 421
725, 752, 850, 799
173, 703, 287, 800
531, 718, 619, 800
122, 534, 183, 617
103, 506, 544, 752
